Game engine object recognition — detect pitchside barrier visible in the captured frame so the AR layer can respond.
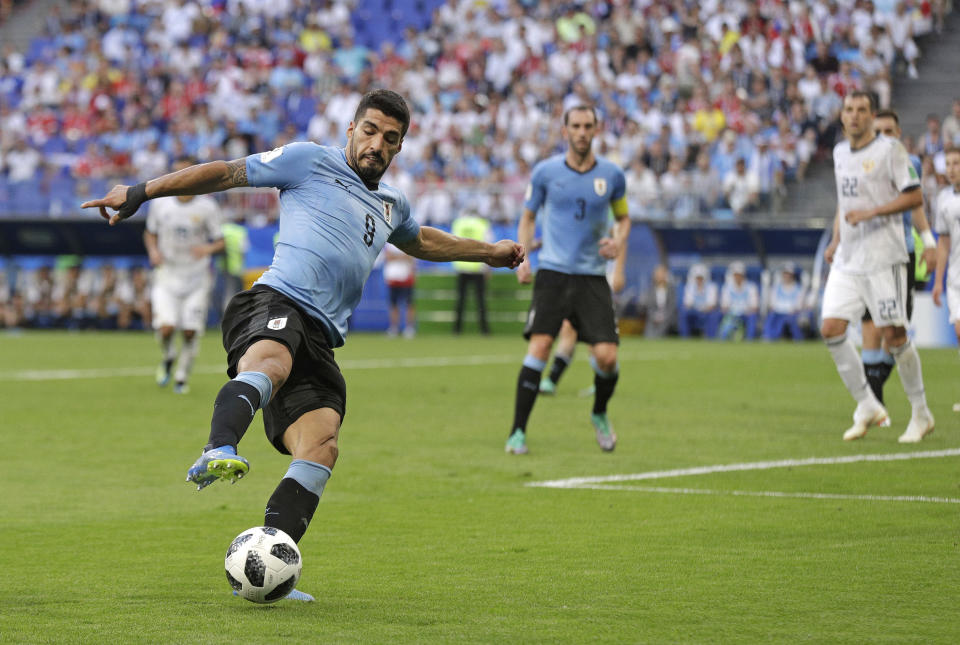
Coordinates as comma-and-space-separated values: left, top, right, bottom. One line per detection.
1, 217, 955, 345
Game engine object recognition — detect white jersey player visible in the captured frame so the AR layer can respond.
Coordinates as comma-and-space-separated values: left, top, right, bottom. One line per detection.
931, 148, 960, 412
821, 91, 934, 443
144, 157, 225, 394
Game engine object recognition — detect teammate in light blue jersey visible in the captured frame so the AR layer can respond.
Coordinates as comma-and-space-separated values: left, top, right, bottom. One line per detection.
858, 110, 937, 410
83, 90, 525, 600
506, 105, 631, 455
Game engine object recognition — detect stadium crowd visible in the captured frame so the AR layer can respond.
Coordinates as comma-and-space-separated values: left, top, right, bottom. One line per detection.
0, 0, 949, 226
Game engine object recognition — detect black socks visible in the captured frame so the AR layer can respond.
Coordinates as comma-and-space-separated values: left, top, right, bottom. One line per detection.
206, 380, 261, 451
264, 478, 320, 543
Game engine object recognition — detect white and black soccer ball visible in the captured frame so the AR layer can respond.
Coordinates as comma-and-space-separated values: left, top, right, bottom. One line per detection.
225, 526, 302, 604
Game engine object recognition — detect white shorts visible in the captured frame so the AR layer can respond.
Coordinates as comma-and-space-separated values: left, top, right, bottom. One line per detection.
821, 265, 909, 327
152, 279, 211, 332
947, 282, 960, 324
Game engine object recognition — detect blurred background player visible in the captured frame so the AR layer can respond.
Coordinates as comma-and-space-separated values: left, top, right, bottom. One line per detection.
507, 105, 629, 455
821, 92, 933, 444
679, 264, 719, 338
931, 147, 960, 413
382, 242, 416, 338
144, 157, 225, 394
540, 214, 627, 396
717, 261, 759, 341
763, 263, 806, 341
857, 109, 937, 411
451, 208, 492, 336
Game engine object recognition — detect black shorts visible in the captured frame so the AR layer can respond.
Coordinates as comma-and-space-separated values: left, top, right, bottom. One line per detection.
523, 269, 619, 344
388, 285, 413, 307
862, 252, 916, 323
221, 285, 346, 454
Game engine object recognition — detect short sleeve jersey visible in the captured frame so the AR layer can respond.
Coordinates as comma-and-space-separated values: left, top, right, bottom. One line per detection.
832, 135, 919, 274
524, 154, 626, 276
935, 185, 960, 284
146, 195, 223, 279
245, 142, 420, 347
721, 281, 759, 315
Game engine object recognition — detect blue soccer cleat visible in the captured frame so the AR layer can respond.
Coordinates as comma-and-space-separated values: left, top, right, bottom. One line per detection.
232, 588, 314, 602
155, 362, 171, 387
186, 447, 249, 490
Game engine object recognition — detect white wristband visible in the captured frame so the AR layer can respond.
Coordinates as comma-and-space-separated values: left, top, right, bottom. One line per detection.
921, 230, 936, 248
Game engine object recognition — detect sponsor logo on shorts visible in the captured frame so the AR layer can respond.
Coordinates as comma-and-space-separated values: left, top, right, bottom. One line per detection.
267, 317, 287, 330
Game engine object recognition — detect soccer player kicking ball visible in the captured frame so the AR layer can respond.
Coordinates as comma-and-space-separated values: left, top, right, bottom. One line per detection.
83, 90, 525, 600
506, 105, 630, 455
144, 157, 225, 394
931, 147, 960, 413
821, 91, 934, 443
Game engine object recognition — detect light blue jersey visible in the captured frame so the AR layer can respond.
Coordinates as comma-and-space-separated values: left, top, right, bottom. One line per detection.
902, 154, 922, 252
246, 142, 420, 347
525, 154, 627, 276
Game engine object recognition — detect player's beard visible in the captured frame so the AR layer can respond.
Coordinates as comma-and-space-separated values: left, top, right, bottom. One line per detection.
348, 139, 388, 185
569, 137, 591, 158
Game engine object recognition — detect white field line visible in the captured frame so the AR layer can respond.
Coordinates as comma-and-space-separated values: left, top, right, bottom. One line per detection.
527, 448, 960, 504
565, 485, 960, 505
0, 350, 689, 382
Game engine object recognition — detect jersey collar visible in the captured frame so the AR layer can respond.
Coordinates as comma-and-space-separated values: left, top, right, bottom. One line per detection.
848, 133, 880, 153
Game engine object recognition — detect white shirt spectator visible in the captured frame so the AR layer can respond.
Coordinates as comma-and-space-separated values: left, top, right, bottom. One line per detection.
6, 144, 42, 182
723, 166, 760, 214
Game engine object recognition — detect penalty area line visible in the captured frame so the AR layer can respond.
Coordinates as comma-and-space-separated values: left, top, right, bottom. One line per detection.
527, 448, 960, 489
567, 484, 960, 505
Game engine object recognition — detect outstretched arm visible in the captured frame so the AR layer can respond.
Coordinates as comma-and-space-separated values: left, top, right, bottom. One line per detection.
395, 226, 525, 269
81, 159, 249, 225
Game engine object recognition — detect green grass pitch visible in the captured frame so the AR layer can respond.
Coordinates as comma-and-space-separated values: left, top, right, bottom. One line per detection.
1, 331, 958, 643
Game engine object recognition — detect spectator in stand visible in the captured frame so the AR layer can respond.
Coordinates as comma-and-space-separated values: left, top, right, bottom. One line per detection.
921, 114, 944, 157
887, 1, 921, 79
942, 99, 960, 149
690, 151, 723, 216
6, 139, 41, 182
625, 158, 662, 219
723, 157, 760, 217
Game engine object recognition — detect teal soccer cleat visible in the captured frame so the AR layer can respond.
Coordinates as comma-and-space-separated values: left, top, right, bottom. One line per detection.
186, 447, 249, 490
591, 413, 617, 452
505, 429, 529, 455
538, 378, 556, 395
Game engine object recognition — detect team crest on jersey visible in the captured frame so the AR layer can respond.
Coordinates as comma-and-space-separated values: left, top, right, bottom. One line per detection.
267, 317, 287, 330
382, 201, 393, 225
862, 159, 876, 174
594, 178, 607, 196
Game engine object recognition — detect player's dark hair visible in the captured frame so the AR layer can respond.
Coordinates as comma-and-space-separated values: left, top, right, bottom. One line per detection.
875, 109, 900, 125
563, 105, 598, 125
354, 89, 410, 137
945, 147, 960, 157
844, 90, 877, 113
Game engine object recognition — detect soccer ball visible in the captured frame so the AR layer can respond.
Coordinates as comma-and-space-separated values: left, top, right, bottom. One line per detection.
225, 526, 302, 604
